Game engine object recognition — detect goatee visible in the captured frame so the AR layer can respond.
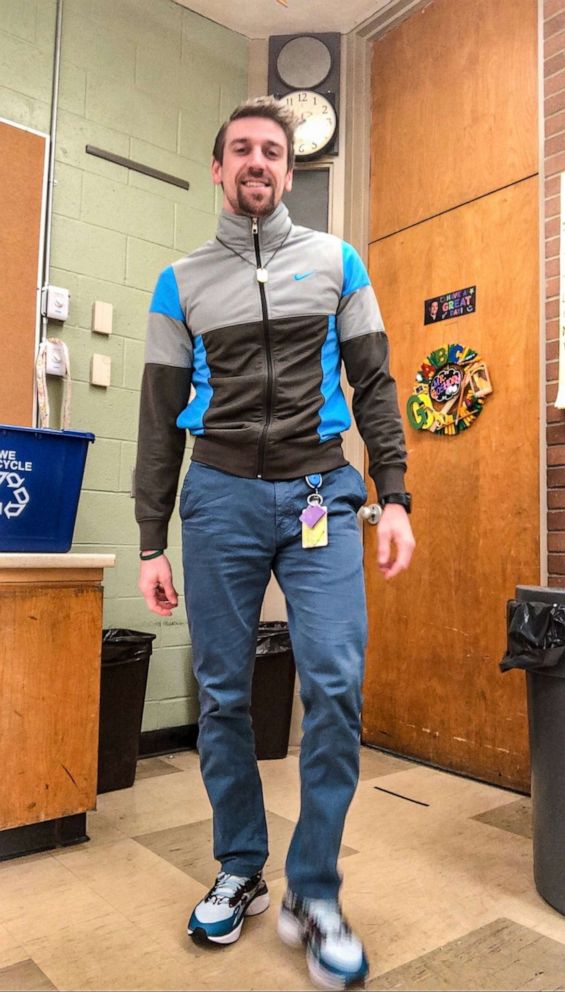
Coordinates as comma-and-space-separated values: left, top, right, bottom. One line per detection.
237, 186, 276, 217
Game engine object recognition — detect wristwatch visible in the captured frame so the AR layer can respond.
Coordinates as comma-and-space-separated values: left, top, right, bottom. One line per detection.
379, 492, 412, 514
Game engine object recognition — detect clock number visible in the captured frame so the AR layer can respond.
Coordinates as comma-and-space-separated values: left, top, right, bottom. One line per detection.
322, 105, 328, 113
298, 92, 307, 103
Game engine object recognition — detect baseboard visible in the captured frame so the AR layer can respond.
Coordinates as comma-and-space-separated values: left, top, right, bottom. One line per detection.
0, 813, 88, 862
139, 723, 198, 758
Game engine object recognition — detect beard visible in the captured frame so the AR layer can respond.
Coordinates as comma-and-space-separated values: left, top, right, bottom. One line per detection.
235, 181, 276, 217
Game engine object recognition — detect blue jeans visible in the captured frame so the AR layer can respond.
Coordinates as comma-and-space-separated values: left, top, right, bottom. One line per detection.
180, 461, 368, 900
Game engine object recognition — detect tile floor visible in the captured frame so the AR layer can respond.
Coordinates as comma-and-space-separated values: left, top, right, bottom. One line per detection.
1, 746, 564, 991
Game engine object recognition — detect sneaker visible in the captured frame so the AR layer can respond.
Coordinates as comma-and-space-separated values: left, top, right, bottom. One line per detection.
277, 890, 369, 990
187, 870, 269, 945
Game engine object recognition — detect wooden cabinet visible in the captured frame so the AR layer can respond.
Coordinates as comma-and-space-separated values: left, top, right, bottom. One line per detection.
0, 555, 115, 837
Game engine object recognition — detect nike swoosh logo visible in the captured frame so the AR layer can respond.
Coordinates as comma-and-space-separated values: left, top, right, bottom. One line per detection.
294, 271, 315, 281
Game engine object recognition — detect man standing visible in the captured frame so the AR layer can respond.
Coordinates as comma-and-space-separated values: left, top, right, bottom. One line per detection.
136, 96, 414, 990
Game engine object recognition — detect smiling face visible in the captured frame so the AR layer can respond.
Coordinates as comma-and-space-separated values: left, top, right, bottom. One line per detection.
211, 116, 293, 217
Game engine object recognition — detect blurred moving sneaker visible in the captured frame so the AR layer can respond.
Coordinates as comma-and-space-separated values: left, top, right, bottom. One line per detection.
277, 890, 369, 990
187, 871, 269, 945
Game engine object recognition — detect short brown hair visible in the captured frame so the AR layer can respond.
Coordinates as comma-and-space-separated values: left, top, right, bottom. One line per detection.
212, 96, 298, 170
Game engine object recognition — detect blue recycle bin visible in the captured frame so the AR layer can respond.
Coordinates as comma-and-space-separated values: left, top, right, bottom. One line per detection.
0, 424, 94, 553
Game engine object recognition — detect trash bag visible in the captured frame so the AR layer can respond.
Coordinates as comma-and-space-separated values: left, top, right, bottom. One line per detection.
499, 600, 565, 673
256, 621, 292, 655
101, 627, 156, 665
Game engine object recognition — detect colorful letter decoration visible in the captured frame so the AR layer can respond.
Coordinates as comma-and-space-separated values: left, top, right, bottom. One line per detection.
406, 343, 492, 436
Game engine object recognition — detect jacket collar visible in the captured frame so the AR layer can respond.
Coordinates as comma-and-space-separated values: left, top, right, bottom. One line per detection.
216, 202, 292, 254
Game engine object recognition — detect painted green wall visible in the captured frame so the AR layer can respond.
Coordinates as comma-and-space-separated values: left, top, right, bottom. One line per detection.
0, 0, 248, 731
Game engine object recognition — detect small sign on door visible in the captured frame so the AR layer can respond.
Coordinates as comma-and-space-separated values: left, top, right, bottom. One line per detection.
424, 286, 476, 325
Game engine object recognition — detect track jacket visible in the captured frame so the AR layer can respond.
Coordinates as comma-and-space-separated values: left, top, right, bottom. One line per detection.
135, 202, 407, 550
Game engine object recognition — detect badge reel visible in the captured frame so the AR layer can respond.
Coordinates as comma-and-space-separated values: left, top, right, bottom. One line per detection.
300, 474, 328, 548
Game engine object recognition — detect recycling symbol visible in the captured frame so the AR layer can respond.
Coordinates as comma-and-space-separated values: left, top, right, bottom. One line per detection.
0, 472, 30, 519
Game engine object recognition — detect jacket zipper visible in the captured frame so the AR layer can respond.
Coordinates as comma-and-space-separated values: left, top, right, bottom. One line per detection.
253, 216, 273, 478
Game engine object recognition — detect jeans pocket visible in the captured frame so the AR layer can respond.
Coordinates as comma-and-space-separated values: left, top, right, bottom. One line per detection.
346, 465, 368, 511
179, 469, 192, 519
179, 462, 229, 521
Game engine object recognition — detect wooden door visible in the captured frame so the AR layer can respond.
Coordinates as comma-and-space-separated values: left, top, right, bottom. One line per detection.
362, 0, 539, 791
370, 0, 538, 241
363, 179, 539, 791
0, 120, 48, 427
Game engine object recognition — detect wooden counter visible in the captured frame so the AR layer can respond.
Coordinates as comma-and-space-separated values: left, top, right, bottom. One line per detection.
0, 554, 115, 852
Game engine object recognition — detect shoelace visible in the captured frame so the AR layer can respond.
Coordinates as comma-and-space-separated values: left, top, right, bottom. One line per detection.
306, 899, 351, 938
205, 872, 248, 905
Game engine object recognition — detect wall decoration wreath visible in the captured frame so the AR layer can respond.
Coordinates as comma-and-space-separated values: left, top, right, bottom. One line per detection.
406, 343, 493, 436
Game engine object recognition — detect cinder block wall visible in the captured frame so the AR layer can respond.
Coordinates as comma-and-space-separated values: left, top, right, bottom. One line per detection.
0, 0, 248, 730
545, 0, 565, 583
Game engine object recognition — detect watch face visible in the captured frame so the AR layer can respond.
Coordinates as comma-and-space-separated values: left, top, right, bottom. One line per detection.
282, 90, 337, 160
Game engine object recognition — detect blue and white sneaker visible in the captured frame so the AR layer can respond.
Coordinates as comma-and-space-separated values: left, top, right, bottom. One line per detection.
277, 890, 369, 989
187, 870, 269, 945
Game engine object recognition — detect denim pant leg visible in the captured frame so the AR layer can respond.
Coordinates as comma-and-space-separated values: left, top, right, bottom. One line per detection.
273, 465, 368, 900
181, 463, 275, 877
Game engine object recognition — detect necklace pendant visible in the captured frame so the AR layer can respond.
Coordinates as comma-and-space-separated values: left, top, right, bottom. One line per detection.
256, 268, 268, 283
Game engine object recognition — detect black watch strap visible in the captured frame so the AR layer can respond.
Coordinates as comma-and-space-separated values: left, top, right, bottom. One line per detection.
379, 492, 412, 513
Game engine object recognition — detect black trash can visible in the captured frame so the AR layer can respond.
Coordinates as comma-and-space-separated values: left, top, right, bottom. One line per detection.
97, 629, 156, 794
251, 622, 296, 760
500, 586, 565, 916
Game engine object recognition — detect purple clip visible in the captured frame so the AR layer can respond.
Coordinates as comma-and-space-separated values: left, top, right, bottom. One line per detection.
300, 504, 326, 528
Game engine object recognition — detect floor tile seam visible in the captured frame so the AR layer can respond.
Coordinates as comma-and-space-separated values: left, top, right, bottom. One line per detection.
51, 833, 150, 869
15, 959, 61, 992
467, 816, 533, 842
99, 859, 210, 901
366, 912, 510, 981
380, 913, 565, 977
17, 906, 188, 961
50, 845, 166, 886
56, 850, 208, 900
0, 852, 109, 907
106, 803, 214, 828
4, 907, 132, 977
0, 949, 33, 973
2, 899, 127, 943
0, 956, 60, 992
500, 905, 565, 944
101, 774, 201, 800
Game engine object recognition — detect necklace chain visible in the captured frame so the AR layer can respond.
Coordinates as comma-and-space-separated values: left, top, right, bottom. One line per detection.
216, 222, 292, 280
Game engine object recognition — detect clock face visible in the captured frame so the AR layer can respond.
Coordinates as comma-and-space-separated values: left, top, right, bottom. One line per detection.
282, 90, 337, 160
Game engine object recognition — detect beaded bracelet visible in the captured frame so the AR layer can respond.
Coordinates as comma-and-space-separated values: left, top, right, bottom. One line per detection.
139, 549, 164, 561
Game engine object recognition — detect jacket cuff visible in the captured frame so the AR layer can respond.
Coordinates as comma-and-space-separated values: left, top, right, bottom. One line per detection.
371, 466, 407, 499
139, 521, 169, 552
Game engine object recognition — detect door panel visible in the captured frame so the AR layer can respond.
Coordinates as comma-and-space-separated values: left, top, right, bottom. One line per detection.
363, 178, 539, 791
370, 0, 537, 241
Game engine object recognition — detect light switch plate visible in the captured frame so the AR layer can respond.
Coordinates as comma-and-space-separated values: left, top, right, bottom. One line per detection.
45, 340, 67, 377
41, 285, 70, 321
92, 301, 113, 335
91, 353, 111, 387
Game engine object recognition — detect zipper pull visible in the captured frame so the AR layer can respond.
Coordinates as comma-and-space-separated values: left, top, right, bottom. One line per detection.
252, 217, 258, 235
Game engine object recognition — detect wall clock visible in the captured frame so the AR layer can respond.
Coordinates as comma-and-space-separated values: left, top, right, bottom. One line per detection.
268, 33, 340, 158
281, 89, 338, 161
